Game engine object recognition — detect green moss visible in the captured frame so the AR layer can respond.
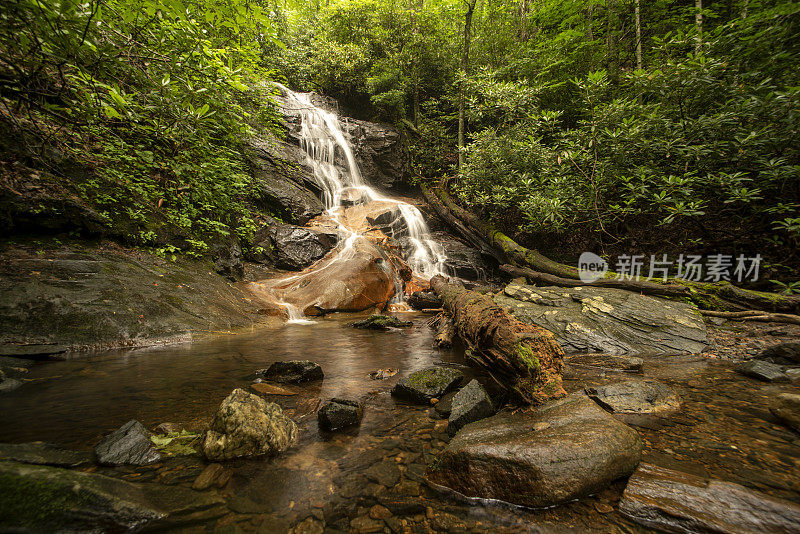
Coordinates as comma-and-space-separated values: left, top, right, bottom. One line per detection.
515, 342, 541, 372
0, 470, 93, 528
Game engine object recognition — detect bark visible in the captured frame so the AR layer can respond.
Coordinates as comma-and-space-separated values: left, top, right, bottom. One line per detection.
430, 275, 566, 405
701, 310, 800, 326
634, 0, 643, 70
429, 312, 456, 348
695, 0, 703, 53
458, 0, 478, 170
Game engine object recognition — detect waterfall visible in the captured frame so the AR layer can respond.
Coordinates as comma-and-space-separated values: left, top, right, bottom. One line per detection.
272, 83, 447, 282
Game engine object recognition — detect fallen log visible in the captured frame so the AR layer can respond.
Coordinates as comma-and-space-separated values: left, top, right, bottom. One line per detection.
430, 275, 566, 405
428, 312, 456, 348
700, 310, 800, 326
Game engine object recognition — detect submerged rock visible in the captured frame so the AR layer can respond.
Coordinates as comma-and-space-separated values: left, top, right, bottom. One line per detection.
0, 442, 92, 467
0, 460, 225, 532
427, 393, 642, 508
447, 380, 494, 436
352, 314, 412, 330
202, 388, 297, 460
619, 463, 800, 533
586, 380, 681, 415
566, 354, 643, 371
368, 368, 398, 380
770, 393, 800, 432
495, 283, 707, 354
317, 398, 364, 431
95, 420, 161, 466
736, 360, 788, 382
256, 360, 324, 384
392, 366, 463, 404
0, 376, 21, 393
755, 342, 800, 365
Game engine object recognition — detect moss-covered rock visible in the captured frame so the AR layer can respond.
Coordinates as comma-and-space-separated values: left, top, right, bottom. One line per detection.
352, 314, 413, 330
391, 366, 463, 404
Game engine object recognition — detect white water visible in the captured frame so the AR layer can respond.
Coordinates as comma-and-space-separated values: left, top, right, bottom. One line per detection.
271, 83, 447, 301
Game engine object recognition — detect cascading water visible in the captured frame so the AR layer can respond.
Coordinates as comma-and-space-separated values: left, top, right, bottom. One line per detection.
268, 83, 447, 321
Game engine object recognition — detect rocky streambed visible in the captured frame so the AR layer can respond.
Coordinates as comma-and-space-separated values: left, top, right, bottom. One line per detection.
1, 314, 799, 533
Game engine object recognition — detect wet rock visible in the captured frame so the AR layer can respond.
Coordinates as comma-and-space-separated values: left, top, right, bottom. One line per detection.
0, 460, 225, 531
95, 420, 161, 466
407, 291, 442, 310
619, 463, 800, 533
0, 343, 67, 358
368, 368, 398, 380
202, 388, 298, 460
447, 380, 494, 436
495, 283, 708, 354
432, 231, 489, 281
566, 354, 643, 371
369, 504, 392, 520
366, 205, 408, 238
585, 380, 681, 415
317, 398, 364, 431
192, 463, 227, 491
349, 515, 385, 534
769, 393, 800, 432
736, 360, 788, 382
392, 366, 463, 404
154, 422, 179, 435
256, 360, 324, 384
289, 517, 325, 534
270, 224, 337, 270
352, 314, 412, 330
0, 375, 21, 393
212, 239, 244, 281
434, 391, 457, 418
0, 441, 92, 467
343, 119, 410, 193
787, 368, 800, 381
251, 382, 298, 396
756, 342, 800, 365
427, 393, 642, 508
365, 459, 401, 487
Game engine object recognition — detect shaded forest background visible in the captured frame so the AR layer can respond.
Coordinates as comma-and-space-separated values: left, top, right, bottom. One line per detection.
1, 0, 798, 288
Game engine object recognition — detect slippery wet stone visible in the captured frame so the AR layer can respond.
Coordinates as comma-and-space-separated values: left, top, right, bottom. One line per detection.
566, 354, 643, 371
447, 380, 494, 436
585, 380, 681, 415
256, 360, 324, 384
769, 393, 800, 432
202, 388, 297, 460
0, 460, 225, 532
94, 420, 161, 466
317, 398, 364, 431
619, 463, 800, 533
427, 393, 642, 508
495, 283, 708, 354
270, 224, 337, 270
736, 360, 788, 382
755, 342, 800, 365
391, 366, 463, 404
352, 314, 412, 330
434, 391, 457, 418
0, 441, 92, 467
407, 291, 441, 310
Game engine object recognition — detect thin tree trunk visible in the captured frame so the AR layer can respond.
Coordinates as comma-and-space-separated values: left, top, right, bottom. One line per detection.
695, 0, 703, 53
741, 0, 749, 18
606, 0, 618, 77
458, 0, 477, 171
634, 0, 643, 70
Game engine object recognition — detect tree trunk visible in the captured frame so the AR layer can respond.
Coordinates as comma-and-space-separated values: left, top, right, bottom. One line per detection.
606, 0, 618, 77
634, 0, 643, 70
695, 0, 703, 53
458, 0, 477, 171
429, 312, 456, 348
430, 275, 566, 405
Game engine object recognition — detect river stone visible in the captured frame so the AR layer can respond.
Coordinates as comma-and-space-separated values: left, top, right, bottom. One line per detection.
448, 380, 494, 436
95, 420, 161, 466
0, 442, 92, 467
352, 314, 412, 330
428, 393, 642, 508
769, 393, 800, 432
257, 360, 324, 384
202, 388, 298, 460
494, 283, 707, 354
756, 342, 800, 365
318, 398, 364, 431
0, 377, 21, 393
270, 224, 337, 270
585, 380, 681, 415
434, 391, 457, 418
619, 463, 800, 533
566, 354, 643, 371
0, 460, 225, 532
736, 360, 788, 382
392, 367, 463, 404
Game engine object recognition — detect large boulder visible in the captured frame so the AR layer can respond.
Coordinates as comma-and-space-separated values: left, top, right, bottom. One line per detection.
585, 380, 681, 415
343, 119, 410, 193
269, 224, 338, 270
494, 283, 708, 354
94, 420, 161, 466
0, 460, 225, 532
447, 380, 494, 436
755, 342, 800, 365
256, 360, 324, 384
427, 393, 642, 508
619, 463, 800, 533
736, 360, 788, 382
202, 388, 297, 460
769, 393, 800, 432
392, 366, 463, 404
432, 232, 489, 281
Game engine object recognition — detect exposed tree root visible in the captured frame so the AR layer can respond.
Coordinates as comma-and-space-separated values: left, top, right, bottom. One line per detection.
700, 310, 800, 326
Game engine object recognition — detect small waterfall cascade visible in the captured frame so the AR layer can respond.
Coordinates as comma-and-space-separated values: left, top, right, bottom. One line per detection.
273, 83, 447, 282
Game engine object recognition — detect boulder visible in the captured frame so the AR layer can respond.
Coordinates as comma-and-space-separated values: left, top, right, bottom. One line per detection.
212, 239, 244, 282
270, 224, 338, 270
756, 342, 800, 365
256, 360, 323, 384
494, 283, 708, 354
619, 463, 800, 533
434, 391, 457, 418
566, 354, 643, 372
431, 231, 489, 281
769, 393, 800, 432
95, 420, 161, 466
0, 442, 92, 467
736, 360, 788, 382
365, 205, 408, 238
392, 367, 463, 404
352, 314, 412, 330
447, 380, 494, 436
585, 380, 681, 415
0, 460, 225, 532
202, 388, 297, 460
343, 119, 410, 193
317, 398, 364, 431
427, 393, 642, 508
407, 291, 442, 310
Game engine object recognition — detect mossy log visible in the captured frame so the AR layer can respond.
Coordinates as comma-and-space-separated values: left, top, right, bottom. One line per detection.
430, 275, 566, 405
427, 181, 800, 313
